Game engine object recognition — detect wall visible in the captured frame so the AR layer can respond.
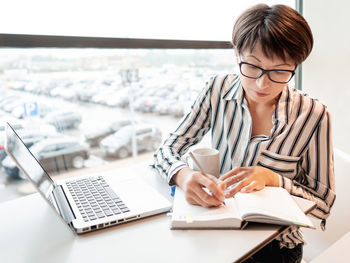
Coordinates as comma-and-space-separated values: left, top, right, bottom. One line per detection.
303, 0, 350, 155
302, 1, 350, 260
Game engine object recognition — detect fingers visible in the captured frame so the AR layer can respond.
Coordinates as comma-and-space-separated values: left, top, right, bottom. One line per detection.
221, 170, 248, 188
185, 166, 269, 202
225, 179, 265, 197
195, 173, 225, 202
241, 181, 264, 193
221, 167, 266, 197
179, 169, 225, 207
225, 179, 250, 197
185, 184, 222, 207
190, 186, 223, 207
218, 180, 227, 191
186, 194, 221, 207
205, 173, 227, 192
221, 167, 247, 180
204, 173, 221, 185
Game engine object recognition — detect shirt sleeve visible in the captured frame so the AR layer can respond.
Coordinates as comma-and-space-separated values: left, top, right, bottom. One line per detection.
151, 76, 216, 185
280, 108, 336, 224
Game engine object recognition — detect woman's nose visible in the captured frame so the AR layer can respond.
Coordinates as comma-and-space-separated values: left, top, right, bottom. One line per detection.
256, 73, 271, 89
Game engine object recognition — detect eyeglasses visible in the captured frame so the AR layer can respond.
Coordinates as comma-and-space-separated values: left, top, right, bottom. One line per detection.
238, 60, 295, 84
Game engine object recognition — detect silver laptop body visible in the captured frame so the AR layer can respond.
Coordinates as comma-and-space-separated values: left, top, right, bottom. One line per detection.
4, 122, 171, 234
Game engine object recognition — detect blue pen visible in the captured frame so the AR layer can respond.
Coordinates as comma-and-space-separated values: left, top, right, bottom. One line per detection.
189, 152, 226, 206
170, 186, 176, 197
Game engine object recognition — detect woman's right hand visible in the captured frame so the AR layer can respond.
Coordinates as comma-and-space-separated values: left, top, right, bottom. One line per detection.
173, 166, 226, 207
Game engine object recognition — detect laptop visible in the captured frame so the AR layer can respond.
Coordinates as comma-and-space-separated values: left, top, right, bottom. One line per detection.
4, 122, 171, 234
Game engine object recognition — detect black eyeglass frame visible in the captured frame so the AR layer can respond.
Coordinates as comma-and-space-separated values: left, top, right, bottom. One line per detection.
238, 61, 296, 84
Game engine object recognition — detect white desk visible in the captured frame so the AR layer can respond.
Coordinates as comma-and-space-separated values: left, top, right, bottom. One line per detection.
0, 163, 315, 263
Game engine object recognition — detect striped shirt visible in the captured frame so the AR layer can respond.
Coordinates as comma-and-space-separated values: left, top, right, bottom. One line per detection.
152, 74, 336, 248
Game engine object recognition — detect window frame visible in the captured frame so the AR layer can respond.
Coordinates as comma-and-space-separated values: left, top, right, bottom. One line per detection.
0, 0, 302, 89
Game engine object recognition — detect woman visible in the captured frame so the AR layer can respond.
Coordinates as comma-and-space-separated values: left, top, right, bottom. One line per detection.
152, 4, 335, 262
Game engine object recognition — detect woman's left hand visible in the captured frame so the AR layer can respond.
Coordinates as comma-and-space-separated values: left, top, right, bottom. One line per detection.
220, 166, 279, 198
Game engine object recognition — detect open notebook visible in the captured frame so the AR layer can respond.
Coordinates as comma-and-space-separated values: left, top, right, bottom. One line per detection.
171, 187, 315, 229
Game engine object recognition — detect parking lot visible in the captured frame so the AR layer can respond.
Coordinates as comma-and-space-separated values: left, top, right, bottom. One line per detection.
0, 69, 215, 202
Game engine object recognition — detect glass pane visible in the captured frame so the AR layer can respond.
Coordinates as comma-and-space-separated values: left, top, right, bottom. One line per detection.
1, 0, 294, 40
0, 47, 235, 202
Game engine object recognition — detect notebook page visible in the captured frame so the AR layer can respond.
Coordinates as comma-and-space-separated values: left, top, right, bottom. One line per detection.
172, 188, 240, 222
235, 187, 314, 227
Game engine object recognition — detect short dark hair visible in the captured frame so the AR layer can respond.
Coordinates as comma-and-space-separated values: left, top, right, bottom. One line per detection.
232, 4, 313, 65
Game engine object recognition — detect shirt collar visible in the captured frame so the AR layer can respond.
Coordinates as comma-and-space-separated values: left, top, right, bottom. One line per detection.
222, 75, 244, 103
222, 75, 291, 124
272, 86, 291, 125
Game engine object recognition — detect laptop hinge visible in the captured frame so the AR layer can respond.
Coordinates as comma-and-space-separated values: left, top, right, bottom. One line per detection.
52, 185, 76, 225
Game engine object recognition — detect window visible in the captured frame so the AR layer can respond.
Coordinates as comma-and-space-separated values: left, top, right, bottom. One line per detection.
0, 0, 296, 203
1, 0, 294, 40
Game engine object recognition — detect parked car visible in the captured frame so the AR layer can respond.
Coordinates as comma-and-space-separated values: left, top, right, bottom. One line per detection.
104, 88, 129, 107
0, 116, 25, 131
2, 136, 90, 178
0, 119, 24, 162
0, 95, 18, 110
84, 119, 132, 147
43, 110, 82, 130
3, 100, 25, 113
169, 104, 185, 118
154, 99, 178, 115
99, 123, 162, 158
0, 125, 59, 163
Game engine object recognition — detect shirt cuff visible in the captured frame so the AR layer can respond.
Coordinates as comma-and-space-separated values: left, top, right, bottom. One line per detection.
277, 174, 283, 187
167, 161, 188, 185
279, 175, 292, 193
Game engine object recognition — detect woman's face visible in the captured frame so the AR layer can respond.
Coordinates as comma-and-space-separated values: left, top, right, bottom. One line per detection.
237, 44, 295, 106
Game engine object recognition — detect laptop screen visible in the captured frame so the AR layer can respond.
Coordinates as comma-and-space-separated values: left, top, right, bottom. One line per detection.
5, 122, 55, 199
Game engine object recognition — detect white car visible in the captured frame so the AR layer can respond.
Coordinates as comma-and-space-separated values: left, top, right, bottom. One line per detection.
44, 110, 82, 130
99, 123, 162, 158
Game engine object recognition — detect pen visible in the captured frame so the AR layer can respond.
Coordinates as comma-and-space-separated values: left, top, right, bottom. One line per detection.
170, 186, 176, 197
189, 152, 226, 206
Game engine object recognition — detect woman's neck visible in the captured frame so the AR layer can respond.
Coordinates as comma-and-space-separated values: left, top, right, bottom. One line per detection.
245, 95, 280, 112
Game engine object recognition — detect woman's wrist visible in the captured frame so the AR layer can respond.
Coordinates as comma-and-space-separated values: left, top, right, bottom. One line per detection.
173, 166, 193, 189
267, 171, 280, 187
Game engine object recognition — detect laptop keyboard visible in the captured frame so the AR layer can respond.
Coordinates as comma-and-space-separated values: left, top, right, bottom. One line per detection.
66, 176, 130, 222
